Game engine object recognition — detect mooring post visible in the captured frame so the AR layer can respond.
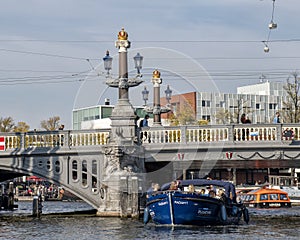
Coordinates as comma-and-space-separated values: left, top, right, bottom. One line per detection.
120, 176, 128, 218
8, 182, 14, 210
131, 176, 139, 219
32, 189, 43, 217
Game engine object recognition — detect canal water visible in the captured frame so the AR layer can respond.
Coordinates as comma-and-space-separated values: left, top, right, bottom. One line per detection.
1, 201, 300, 239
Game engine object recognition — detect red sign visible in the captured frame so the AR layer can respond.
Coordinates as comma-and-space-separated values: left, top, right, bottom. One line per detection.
177, 153, 185, 160
0, 136, 5, 151
226, 152, 233, 160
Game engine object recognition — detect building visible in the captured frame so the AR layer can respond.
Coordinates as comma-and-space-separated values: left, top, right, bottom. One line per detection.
72, 103, 148, 130
72, 104, 114, 130
161, 81, 289, 124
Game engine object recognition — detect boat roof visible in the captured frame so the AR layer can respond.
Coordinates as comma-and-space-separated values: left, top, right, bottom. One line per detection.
247, 187, 289, 195
161, 179, 237, 201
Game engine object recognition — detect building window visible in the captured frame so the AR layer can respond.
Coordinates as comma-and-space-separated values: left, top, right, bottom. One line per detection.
101, 106, 113, 118
92, 160, 97, 192
55, 160, 60, 173
202, 100, 211, 107
202, 115, 211, 121
269, 103, 277, 110
72, 160, 78, 181
82, 160, 88, 187
256, 104, 260, 109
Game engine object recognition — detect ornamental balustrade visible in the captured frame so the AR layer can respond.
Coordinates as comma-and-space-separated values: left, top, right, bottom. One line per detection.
1, 124, 300, 151
1, 129, 110, 151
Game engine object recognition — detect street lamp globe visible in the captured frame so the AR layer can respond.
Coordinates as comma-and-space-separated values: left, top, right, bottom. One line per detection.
165, 85, 172, 103
103, 50, 113, 75
142, 86, 149, 106
133, 52, 143, 74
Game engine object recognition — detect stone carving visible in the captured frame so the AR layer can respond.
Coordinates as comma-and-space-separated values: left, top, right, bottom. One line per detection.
103, 145, 142, 177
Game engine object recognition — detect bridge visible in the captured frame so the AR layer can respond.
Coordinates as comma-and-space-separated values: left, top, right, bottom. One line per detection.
1, 123, 300, 215
2, 28, 300, 217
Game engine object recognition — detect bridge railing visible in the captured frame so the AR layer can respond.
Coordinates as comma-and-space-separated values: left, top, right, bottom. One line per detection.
140, 123, 300, 144
1, 124, 300, 151
0, 129, 111, 151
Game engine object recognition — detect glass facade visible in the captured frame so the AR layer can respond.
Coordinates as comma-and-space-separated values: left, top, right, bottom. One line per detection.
72, 105, 146, 130
72, 105, 113, 130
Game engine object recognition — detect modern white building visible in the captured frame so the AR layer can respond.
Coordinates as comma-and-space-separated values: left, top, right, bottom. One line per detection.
237, 81, 286, 96
73, 81, 289, 129
196, 81, 289, 124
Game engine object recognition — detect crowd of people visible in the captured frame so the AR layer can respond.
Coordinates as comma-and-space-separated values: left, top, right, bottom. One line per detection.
147, 180, 227, 202
16, 182, 64, 200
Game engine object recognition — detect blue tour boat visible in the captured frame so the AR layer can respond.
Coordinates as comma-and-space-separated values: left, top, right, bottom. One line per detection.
144, 179, 249, 226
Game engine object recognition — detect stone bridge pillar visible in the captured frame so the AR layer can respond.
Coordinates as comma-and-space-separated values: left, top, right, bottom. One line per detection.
97, 28, 145, 217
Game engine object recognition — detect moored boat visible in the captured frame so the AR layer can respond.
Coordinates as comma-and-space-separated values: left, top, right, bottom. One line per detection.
144, 179, 249, 226
242, 186, 291, 208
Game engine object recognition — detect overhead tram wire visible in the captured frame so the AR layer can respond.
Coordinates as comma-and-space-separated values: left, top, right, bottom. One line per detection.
263, 0, 278, 52
2, 46, 300, 61
2, 38, 300, 43
0, 69, 104, 86
0, 71, 290, 85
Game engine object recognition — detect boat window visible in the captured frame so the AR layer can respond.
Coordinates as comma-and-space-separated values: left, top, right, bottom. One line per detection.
260, 194, 268, 201
280, 194, 288, 200
269, 194, 278, 200
246, 195, 254, 201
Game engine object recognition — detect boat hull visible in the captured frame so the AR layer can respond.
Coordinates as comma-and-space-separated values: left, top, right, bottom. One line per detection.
245, 202, 291, 208
147, 191, 241, 225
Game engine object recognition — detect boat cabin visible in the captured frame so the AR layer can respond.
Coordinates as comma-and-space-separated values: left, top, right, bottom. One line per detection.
243, 187, 291, 208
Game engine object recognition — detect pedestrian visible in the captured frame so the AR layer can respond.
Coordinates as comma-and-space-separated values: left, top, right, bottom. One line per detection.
240, 113, 246, 124
140, 115, 150, 142
245, 115, 251, 123
134, 114, 140, 143
140, 114, 149, 127
273, 112, 280, 123
240, 113, 248, 140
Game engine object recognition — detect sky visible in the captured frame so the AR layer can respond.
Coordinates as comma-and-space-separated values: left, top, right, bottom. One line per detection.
1, 0, 300, 130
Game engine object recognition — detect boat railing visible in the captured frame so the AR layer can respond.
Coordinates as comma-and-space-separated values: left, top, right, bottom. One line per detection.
268, 175, 299, 188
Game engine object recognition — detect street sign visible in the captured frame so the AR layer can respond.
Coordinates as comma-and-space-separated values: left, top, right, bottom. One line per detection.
0, 136, 5, 151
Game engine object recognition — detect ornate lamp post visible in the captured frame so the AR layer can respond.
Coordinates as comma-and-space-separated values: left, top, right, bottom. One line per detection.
145, 70, 171, 126
99, 28, 145, 218
103, 28, 143, 144
133, 52, 143, 76
165, 85, 172, 105
142, 86, 149, 106
103, 50, 113, 76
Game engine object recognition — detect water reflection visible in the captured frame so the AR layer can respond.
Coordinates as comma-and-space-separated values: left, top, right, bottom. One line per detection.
1, 202, 300, 240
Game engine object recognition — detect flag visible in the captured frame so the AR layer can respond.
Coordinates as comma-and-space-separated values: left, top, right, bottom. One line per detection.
0, 136, 5, 151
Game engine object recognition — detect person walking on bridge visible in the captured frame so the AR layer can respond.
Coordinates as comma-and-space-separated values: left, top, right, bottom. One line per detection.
273, 112, 280, 123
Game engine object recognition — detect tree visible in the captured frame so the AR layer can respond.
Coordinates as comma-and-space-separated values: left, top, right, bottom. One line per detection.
176, 102, 196, 125
0, 117, 15, 132
14, 121, 30, 133
40, 116, 61, 131
283, 72, 300, 123
233, 97, 252, 124
166, 112, 180, 126
214, 109, 233, 124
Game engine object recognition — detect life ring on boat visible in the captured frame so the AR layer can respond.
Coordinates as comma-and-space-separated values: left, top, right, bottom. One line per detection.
243, 207, 250, 224
220, 205, 227, 222
143, 207, 150, 224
